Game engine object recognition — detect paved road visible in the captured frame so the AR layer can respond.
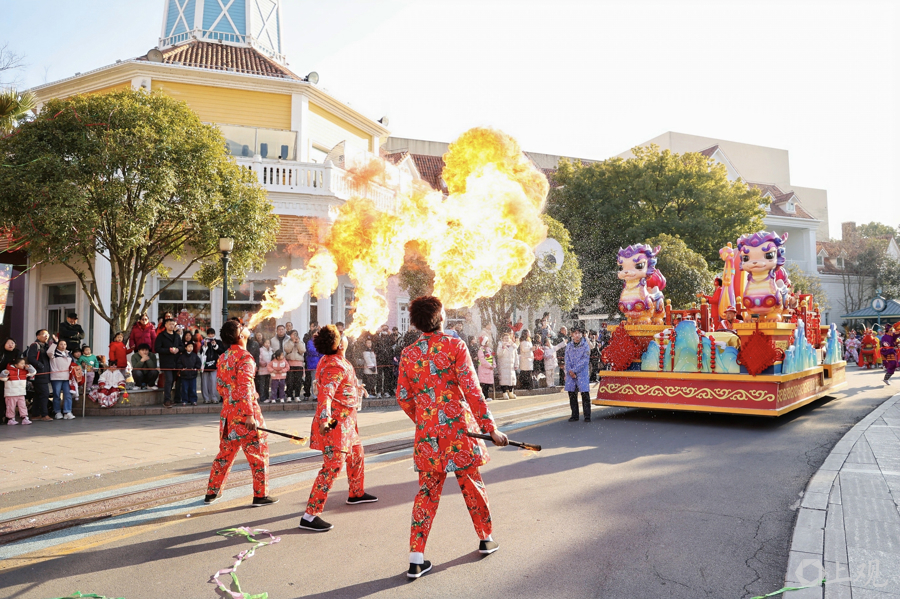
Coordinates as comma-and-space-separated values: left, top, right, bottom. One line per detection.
0, 368, 894, 598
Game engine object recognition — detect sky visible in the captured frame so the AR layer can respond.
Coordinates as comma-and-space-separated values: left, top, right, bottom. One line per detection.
2, 0, 897, 239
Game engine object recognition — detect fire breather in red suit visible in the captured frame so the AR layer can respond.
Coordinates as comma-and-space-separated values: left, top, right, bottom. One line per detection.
305, 353, 367, 515
396, 331, 498, 553
206, 345, 269, 498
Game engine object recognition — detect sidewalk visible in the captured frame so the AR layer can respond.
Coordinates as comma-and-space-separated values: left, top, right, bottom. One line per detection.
786, 392, 900, 598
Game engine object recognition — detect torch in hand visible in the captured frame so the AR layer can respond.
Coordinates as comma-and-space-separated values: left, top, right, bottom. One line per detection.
466, 431, 541, 452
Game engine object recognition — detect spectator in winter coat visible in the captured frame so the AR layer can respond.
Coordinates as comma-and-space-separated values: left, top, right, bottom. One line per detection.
270, 325, 288, 354
177, 342, 202, 405
476, 335, 495, 400
128, 313, 157, 353
496, 333, 518, 399
27, 330, 52, 420
304, 333, 322, 399
555, 327, 569, 386
156, 312, 173, 334
77, 346, 100, 390
201, 329, 223, 403
374, 325, 395, 397
130, 344, 159, 389
155, 319, 184, 407
2, 357, 35, 425
257, 339, 272, 403
543, 336, 566, 387
267, 350, 289, 403
108, 332, 128, 369
518, 329, 534, 391
0, 338, 20, 409
564, 328, 592, 422
48, 338, 76, 419
362, 339, 378, 397
58, 313, 85, 352
284, 330, 306, 401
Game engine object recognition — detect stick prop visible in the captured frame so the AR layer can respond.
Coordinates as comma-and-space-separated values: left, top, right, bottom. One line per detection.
257, 427, 309, 444
466, 432, 541, 452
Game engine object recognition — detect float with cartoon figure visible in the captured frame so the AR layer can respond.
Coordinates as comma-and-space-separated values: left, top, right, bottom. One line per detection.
595, 230, 847, 416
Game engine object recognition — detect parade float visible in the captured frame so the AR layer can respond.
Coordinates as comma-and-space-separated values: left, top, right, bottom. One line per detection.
594, 231, 847, 416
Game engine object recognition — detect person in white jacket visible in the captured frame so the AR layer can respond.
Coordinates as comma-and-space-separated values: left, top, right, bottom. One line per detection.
496, 332, 519, 399
518, 329, 534, 391
48, 338, 76, 419
543, 336, 567, 388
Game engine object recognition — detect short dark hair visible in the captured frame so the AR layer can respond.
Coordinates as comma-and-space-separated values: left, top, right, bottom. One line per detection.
273, 349, 284, 359
313, 324, 341, 355
164, 318, 175, 325
136, 343, 151, 352
409, 296, 443, 333
221, 320, 242, 346
184, 342, 194, 350
206, 328, 216, 335
309, 320, 318, 327
335, 321, 344, 328
36, 329, 48, 337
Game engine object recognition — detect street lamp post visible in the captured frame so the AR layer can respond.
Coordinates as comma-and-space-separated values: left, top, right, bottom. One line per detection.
219, 237, 234, 326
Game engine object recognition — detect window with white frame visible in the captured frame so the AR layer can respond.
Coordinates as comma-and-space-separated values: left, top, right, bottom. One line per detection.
157, 279, 211, 330
228, 280, 280, 337
836, 257, 845, 269
817, 254, 825, 267
398, 301, 410, 334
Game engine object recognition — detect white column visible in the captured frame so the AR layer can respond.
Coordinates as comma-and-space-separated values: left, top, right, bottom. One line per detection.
804, 228, 818, 275
291, 94, 310, 162
92, 252, 112, 353
288, 254, 306, 329
371, 135, 380, 155
193, 0, 205, 33
25, 263, 40, 342
318, 292, 332, 326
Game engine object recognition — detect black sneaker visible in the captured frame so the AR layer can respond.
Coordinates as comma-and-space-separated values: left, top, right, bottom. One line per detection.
298, 516, 333, 532
204, 493, 220, 504
346, 493, 378, 505
584, 417, 592, 422
479, 540, 500, 555
251, 496, 279, 507
407, 560, 432, 579
568, 416, 579, 422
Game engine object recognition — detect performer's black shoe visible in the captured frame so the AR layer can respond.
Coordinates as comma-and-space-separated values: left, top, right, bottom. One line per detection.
478, 540, 500, 555
407, 561, 432, 579
298, 516, 333, 532
204, 493, 220, 504
251, 496, 279, 507
584, 417, 592, 422
346, 493, 378, 505
568, 416, 579, 422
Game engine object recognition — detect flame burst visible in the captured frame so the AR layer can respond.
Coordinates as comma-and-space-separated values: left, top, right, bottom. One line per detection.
249, 128, 549, 337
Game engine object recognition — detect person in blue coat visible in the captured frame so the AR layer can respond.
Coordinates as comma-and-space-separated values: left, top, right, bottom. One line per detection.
303, 329, 323, 399
564, 326, 592, 422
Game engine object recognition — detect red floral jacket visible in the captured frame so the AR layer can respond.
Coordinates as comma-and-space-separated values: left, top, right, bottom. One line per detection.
216, 346, 264, 441
397, 332, 496, 472
311, 353, 362, 457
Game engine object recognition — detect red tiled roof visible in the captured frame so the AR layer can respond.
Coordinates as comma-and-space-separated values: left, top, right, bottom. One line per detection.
410, 154, 446, 192
748, 182, 817, 220
137, 41, 301, 80
381, 150, 408, 165
699, 145, 720, 158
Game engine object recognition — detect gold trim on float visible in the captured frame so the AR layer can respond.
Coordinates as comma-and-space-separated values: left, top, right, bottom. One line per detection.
597, 366, 826, 383
593, 383, 846, 417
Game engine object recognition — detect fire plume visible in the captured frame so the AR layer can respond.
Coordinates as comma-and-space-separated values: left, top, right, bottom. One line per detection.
249, 128, 549, 337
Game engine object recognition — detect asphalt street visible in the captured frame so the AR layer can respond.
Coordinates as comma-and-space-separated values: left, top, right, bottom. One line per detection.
0, 368, 894, 599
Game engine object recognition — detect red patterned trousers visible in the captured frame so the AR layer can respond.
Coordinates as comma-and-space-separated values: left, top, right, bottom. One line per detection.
410, 468, 492, 553
306, 444, 365, 515
206, 433, 270, 498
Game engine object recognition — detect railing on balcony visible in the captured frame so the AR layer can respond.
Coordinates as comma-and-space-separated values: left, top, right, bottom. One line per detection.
237, 157, 397, 214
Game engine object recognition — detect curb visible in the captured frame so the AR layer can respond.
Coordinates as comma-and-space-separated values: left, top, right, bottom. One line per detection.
783, 391, 900, 598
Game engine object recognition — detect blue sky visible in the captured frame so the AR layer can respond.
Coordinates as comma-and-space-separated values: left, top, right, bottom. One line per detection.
2, 0, 897, 239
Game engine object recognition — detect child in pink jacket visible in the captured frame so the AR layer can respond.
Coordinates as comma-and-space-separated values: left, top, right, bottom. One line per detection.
267, 349, 289, 403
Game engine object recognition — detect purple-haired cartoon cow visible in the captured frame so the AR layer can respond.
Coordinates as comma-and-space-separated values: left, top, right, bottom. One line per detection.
617, 244, 667, 325
737, 231, 792, 322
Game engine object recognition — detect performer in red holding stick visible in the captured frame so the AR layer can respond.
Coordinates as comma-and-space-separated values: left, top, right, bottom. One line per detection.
299, 324, 377, 532
396, 296, 508, 579
204, 320, 278, 507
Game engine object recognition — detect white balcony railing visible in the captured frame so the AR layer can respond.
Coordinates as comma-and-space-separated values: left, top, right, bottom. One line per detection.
236, 157, 397, 214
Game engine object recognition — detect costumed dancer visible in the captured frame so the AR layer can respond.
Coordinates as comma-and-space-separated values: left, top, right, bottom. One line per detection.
396, 296, 509, 579
204, 320, 278, 507
844, 331, 860, 364
881, 332, 898, 385
299, 324, 377, 532
565, 326, 591, 422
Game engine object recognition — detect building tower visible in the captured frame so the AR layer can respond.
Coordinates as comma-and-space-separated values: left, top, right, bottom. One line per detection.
159, 0, 284, 63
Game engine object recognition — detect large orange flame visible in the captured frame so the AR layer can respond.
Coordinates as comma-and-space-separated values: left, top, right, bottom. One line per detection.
248, 127, 549, 337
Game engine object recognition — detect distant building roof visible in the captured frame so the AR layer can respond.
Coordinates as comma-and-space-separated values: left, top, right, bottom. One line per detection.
137, 41, 302, 80
841, 299, 900, 320
409, 154, 446, 192
748, 182, 817, 220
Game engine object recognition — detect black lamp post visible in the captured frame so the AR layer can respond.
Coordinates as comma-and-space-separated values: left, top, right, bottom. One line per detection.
219, 237, 234, 325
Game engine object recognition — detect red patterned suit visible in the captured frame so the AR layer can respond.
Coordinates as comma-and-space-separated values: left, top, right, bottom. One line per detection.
206, 345, 269, 498
305, 353, 367, 515
396, 331, 497, 553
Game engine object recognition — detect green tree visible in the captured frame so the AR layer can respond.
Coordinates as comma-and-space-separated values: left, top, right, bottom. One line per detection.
0, 89, 278, 336
856, 222, 898, 239
0, 89, 35, 133
786, 263, 830, 312
548, 144, 766, 316
645, 234, 714, 310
